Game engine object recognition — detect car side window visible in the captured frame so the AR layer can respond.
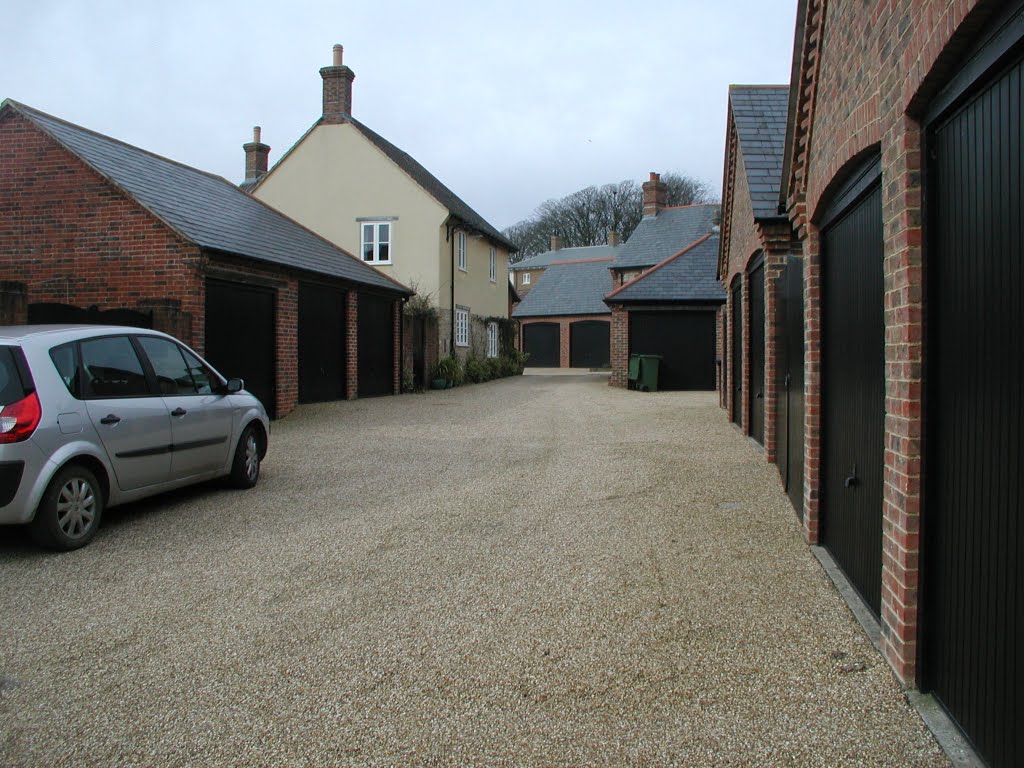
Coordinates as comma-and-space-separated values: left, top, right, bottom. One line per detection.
80, 336, 150, 399
49, 342, 81, 397
178, 347, 219, 395
137, 336, 198, 395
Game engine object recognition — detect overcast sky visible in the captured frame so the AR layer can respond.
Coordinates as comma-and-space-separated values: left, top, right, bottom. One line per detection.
3, 0, 797, 230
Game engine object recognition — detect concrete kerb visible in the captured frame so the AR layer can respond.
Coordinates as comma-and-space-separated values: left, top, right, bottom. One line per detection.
810, 545, 983, 768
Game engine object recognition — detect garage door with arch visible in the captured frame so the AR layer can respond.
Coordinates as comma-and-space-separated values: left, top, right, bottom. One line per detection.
731, 279, 743, 426
523, 322, 559, 367
204, 278, 276, 418
747, 257, 766, 444
775, 255, 804, 518
628, 310, 717, 391
569, 320, 610, 368
923, 28, 1022, 767
298, 282, 346, 404
819, 157, 885, 617
357, 293, 395, 398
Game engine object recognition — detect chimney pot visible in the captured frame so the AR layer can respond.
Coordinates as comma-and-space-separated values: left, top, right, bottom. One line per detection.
253, 126, 261, 143
333, 44, 343, 66
550, 235, 563, 251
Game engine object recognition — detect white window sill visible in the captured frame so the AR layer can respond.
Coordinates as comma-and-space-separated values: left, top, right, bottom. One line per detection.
365, 260, 393, 266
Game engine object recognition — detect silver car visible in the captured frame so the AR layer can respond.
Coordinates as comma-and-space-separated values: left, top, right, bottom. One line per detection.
0, 325, 269, 550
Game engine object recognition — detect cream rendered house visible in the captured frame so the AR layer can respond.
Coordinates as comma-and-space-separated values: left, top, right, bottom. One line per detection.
245, 45, 516, 370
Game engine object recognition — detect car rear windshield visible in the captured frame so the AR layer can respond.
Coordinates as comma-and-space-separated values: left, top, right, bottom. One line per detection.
0, 346, 30, 407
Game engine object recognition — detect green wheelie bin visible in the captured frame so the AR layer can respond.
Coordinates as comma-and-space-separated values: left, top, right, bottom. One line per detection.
636, 354, 662, 392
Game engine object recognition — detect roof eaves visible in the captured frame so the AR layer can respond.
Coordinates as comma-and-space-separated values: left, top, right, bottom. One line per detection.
605, 232, 715, 303
548, 257, 615, 266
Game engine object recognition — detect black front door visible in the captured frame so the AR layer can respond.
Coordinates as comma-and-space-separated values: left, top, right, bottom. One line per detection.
298, 282, 346, 404
775, 256, 805, 518
923, 49, 1022, 768
731, 281, 742, 426
628, 310, 717, 391
204, 279, 276, 418
569, 320, 610, 368
357, 293, 395, 398
523, 323, 559, 367
748, 261, 765, 444
820, 175, 885, 616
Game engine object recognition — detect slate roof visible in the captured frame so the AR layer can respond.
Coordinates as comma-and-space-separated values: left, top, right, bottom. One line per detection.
612, 204, 720, 269
605, 234, 726, 304
511, 258, 613, 318
3, 100, 410, 295
510, 243, 620, 271
728, 86, 790, 218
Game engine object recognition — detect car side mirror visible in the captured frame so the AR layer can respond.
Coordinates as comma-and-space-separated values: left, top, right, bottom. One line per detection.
226, 378, 244, 394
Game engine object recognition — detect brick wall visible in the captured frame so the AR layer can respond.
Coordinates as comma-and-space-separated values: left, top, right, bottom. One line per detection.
0, 110, 200, 335
345, 289, 358, 399
783, 0, 1000, 685
609, 306, 628, 387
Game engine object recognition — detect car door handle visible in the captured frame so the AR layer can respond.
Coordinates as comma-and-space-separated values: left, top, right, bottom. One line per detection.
99, 414, 121, 425
170, 407, 187, 417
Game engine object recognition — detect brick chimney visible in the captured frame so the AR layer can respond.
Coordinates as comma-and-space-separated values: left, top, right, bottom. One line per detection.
243, 126, 271, 184
607, 231, 620, 246
321, 43, 355, 123
550, 235, 563, 251
642, 172, 668, 217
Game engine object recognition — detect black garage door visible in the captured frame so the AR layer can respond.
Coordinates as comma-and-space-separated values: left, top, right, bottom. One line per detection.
28, 303, 152, 328
629, 310, 716, 390
205, 279, 276, 418
357, 293, 394, 397
923, 47, 1022, 768
820, 162, 885, 617
748, 259, 766, 444
775, 255, 804, 519
569, 320, 610, 368
298, 282, 346, 404
731, 280, 743, 425
523, 322, 559, 367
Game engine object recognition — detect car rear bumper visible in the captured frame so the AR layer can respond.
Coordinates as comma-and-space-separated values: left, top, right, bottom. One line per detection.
0, 442, 49, 525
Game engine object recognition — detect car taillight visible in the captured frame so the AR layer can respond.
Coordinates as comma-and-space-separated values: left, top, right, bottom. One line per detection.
0, 391, 41, 444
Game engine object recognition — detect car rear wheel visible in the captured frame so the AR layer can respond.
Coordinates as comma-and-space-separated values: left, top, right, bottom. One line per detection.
29, 464, 104, 550
228, 424, 261, 489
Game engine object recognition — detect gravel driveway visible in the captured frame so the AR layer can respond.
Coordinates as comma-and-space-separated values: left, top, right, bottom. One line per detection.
0, 375, 948, 767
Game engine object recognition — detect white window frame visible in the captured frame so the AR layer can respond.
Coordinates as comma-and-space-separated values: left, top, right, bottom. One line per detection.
489, 247, 497, 282
522, 272, 531, 285
487, 321, 498, 358
455, 307, 469, 347
457, 231, 467, 272
361, 221, 393, 265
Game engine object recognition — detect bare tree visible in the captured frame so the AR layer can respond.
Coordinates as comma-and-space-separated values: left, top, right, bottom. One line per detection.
504, 172, 717, 259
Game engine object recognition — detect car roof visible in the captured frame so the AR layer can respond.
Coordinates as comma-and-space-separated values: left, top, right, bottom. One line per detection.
0, 325, 176, 345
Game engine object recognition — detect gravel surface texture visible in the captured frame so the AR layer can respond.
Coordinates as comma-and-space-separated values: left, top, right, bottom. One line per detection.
0, 376, 949, 767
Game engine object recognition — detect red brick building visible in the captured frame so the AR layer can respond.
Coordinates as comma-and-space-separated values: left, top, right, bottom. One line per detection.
606, 176, 722, 390
717, 86, 802, 512
772, 2, 1021, 764
0, 100, 411, 418
513, 256, 614, 368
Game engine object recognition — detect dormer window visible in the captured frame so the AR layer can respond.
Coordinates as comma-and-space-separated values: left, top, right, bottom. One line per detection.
361, 221, 392, 264
522, 272, 531, 285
